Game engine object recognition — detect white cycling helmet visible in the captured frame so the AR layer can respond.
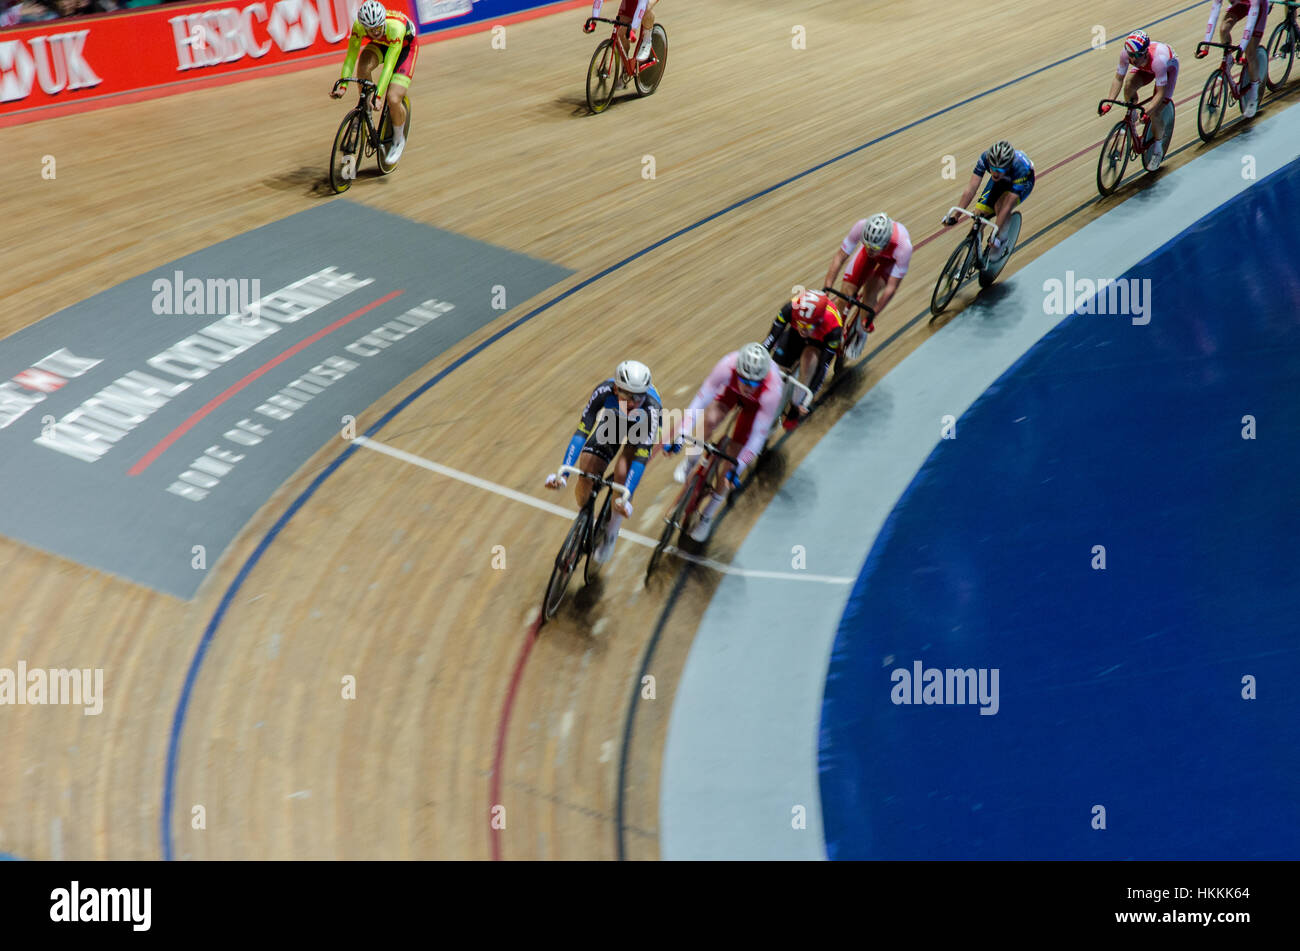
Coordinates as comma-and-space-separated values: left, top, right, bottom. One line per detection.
863, 213, 893, 251
357, 0, 386, 29
988, 139, 1015, 170
615, 359, 652, 395
736, 343, 772, 383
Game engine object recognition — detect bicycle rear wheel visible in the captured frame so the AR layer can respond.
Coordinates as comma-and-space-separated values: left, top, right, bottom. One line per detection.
543, 506, 591, 621
1197, 70, 1228, 141
1266, 23, 1295, 91
328, 110, 365, 194
376, 96, 410, 174
583, 489, 613, 586
634, 24, 668, 95
979, 212, 1021, 287
586, 39, 619, 114
1096, 120, 1130, 196
930, 235, 974, 315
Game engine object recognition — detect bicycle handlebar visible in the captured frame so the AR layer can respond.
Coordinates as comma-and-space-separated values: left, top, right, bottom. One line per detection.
781, 373, 814, 408
558, 465, 632, 503
585, 16, 633, 29
1097, 95, 1154, 115
945, 206, 998, 229
334, 77, 377, 93
1197, 41, 1241, 56
677, 433, 740, 466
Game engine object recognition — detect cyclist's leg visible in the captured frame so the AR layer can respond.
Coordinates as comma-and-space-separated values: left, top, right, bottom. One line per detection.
838, 245, 867, 304
992, 189, 1022, 253
388, 40, 416, 129
574, 445, 611, 507
1244, 6, 1267, 86
857, 272, 888, 329
637, 0, 659, 58
594, 444, 637, 560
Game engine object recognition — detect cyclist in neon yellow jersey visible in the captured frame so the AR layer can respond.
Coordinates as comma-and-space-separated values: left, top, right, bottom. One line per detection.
330, 0, 419, 163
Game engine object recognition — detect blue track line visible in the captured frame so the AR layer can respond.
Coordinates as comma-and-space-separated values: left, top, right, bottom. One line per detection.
160, 1, 1205, 859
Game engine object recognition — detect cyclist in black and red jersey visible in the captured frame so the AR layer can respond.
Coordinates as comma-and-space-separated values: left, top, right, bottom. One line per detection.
761, 289, 843, 430
330, 0, 418, 163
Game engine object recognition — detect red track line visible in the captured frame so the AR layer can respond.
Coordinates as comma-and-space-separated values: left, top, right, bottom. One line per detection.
127, 289, 402, 476
489, 615, 543, 860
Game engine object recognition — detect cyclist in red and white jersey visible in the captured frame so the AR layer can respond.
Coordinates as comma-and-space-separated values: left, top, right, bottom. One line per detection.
587, 0, 659, 61
822, 213, 912, 335
662, 343, 782, 542
1103, 31, 1179, 167
330, 1, 419, 163
1198, 0, 1268, 117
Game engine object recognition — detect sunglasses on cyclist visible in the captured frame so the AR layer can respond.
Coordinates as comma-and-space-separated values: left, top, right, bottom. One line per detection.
615, 387, 647, 404
736, 376, 762, 388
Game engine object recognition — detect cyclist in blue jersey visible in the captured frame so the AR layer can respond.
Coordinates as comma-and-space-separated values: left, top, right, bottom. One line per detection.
545, 360, 661, 564
941, 140, 1035, 259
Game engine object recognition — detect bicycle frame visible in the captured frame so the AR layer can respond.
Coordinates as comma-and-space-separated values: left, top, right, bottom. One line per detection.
585, 16, 660, 77
1198, 42, 1251, 100
1097, 95, 1157, 153
334, 78, 384, 154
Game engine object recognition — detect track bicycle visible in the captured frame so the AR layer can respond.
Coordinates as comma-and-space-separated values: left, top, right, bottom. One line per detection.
1096, 94, 1175, 196
929, 206, 1023, 317
1266, 0, 1300, 90
645, 434, 737, 580
540, 464, 631, 623
328, 77, 411, 195
582, 15, 668, 114
1196, 40, 1268, 141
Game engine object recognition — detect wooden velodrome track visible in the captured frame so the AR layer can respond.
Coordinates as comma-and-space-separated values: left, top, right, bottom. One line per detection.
0, 0, 1287, 860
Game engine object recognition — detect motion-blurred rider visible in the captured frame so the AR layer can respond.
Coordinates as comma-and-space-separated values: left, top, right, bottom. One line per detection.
941, 140, 1035, 260
331, 1, 418, 164
822, 212, 913, 337
761, 289, 843, 430
1102, 31, 1179, 168
1198, 0, 1267, 118
586, 0, 659, 62
662, 343, 783, 543
545, 361, 661, 564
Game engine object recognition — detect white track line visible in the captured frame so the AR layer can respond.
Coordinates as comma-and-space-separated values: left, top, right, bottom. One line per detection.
352, 436, 851, 585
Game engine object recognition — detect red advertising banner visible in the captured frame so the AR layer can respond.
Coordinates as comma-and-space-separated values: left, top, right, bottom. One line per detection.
0, 0, 375, 120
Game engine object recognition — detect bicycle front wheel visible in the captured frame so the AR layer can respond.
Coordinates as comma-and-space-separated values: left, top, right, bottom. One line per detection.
1266, 22, 1295, 91
586, 39, 619, 114
328, 110, 365, 194
930, 235, 975, 316
1197, 70, 1228, 141
1096, 120, 1130, 196
543, 506, 591, 621
634, 24, 668, 96
647, 471, 696, 580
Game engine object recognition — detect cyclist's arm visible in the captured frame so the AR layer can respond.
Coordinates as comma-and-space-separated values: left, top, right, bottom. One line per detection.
826, 219, 864, 287
630, 0, 648, 32
1205, 0, 1224, 42
762, 302, 793, 351
340, 26, 362, 79
561, 382, 612, 467
738, 383, 783, 470
375, 37, 402, 102
808, 329, 842, 395
955, 171, 982, 209
1239, 0, 1262, 47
